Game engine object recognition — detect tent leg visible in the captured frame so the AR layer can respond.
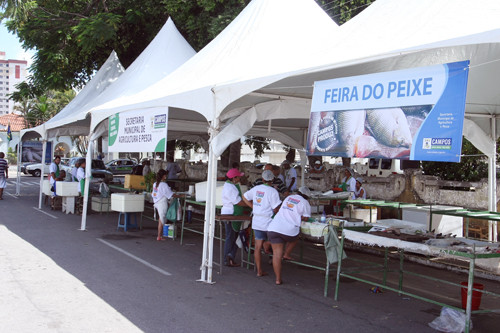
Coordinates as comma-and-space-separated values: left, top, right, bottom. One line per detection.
38, 140, 47, 209
206, 145, 218, 283
80, 136, 93, 231
489, 119, 497, 241
200, 153, 213, 282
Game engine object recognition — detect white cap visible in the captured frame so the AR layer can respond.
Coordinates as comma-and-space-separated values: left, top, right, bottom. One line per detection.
315, 160, 321, 165
262, 170, 274, 181
298, 186, 311, 197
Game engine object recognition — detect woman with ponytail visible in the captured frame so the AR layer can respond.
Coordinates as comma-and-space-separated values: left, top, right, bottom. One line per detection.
152, 169, 173, 241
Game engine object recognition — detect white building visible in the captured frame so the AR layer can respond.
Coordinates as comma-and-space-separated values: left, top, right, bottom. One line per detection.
0, 51, 28, 115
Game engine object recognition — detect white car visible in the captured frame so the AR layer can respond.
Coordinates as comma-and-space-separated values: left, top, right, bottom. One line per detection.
25, 162, 70, 177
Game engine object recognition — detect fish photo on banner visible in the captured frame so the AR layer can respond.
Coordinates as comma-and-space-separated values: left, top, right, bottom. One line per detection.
308, 61, 469, 163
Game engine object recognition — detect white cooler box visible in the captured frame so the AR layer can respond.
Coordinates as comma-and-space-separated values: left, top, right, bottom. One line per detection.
111, 193, 145, 212
43, 180, 52, 196
402, 205, 463, 237
343, 207, 377, 223
195, 181, 247, 206
57, 182, 80, 196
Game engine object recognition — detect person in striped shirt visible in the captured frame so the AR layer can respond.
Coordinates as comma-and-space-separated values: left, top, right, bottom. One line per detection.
0, 152, 8, 200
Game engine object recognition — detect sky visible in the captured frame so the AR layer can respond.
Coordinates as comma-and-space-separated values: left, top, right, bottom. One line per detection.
0, 22, 35, 66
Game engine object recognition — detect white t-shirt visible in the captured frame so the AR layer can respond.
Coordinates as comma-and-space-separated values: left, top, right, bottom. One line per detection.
285, 167, 297, 191
354, 186, 366, 199
71, 167, 78, 181
221, 182, 242, 215
49, 162, 59, 185
243, 184, 281, 231
76, 167, 85, 182
152, 182, 174, 203
268, 194, 311, 237
342, 176, 357, 192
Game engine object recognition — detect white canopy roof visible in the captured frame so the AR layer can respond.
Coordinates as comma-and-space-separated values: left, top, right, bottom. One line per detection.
215, 0, 500, 156
20, 51, 125, 140
46, 18, 197, 139
88, 0, 339, 130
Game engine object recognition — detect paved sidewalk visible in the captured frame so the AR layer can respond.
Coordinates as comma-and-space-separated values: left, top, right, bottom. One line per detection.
0, 225, 141, 333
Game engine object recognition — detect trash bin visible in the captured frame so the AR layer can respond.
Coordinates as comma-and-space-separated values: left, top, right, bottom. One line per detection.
460, 282, 484, 310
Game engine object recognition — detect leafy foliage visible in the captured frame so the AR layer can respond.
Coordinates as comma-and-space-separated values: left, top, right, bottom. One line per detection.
7, 147, 17, 164
422, 138, 488, 182
71, 135, 89, 156
244, 136, 270, 159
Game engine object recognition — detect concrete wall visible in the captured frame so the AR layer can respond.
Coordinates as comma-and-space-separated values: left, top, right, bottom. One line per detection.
179, 162, 497, 210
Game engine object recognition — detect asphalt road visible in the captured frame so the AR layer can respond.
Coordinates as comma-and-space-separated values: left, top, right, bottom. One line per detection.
1, 172, 498, 332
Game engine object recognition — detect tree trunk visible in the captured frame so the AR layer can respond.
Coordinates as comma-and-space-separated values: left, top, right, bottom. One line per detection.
228, 141, 241, 168
342, 157, 351, 167
167, 140, 176, 160
286, 148, 295, 163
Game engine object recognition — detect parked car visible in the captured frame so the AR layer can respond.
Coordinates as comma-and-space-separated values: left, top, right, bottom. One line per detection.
64, 157, 114, 182
105, 159, 137, 175
21, 162, 36, 175
25, 163, 51, 177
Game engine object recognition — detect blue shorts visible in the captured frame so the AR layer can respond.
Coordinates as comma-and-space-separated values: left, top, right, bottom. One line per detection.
253, 229, 268, 241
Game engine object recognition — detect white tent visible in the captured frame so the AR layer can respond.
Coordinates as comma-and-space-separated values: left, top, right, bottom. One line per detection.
86, 0, 500, 282
84, 0, 339, 283
17, 51, 125, 200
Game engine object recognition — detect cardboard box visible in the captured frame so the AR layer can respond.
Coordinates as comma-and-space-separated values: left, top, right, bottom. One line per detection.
92, 196, 111, 212
111, 193, 145, 212
124, 175, 147, 190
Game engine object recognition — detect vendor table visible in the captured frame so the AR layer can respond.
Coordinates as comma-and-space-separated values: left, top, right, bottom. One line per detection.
214, 215, 253, 274
179, 199, 221, 244
334, 229, 500, 333
431, 208, 500, 242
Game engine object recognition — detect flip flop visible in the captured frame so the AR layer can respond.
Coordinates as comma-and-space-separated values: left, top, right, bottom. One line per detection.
257, 272, 268, 277
276, 280, 283, 285
157, 237, 166, 241
282, 256, 293, 261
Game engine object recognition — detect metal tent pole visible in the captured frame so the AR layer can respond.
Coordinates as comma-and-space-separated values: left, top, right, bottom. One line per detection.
38, 139, 47, 209
80, 135, 94, 231
16, 140, 22, 196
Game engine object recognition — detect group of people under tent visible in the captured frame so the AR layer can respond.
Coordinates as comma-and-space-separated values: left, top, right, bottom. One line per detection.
48, 156, 89, 198
217, 162, 367, 286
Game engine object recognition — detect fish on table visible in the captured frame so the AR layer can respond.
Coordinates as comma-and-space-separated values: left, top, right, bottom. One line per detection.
366, 108, 412, 148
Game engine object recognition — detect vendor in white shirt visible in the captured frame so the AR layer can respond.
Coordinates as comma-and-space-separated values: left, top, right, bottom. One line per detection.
76, 159, 86, 194
243, 170, 281, 277
267, 186, 312, 285
221, 168, 248, 267
281, 160, 297, 192
49, 156, 61, 196
340, 167, 356, 192
152, 169, 174, 241
353, 178, 367, 199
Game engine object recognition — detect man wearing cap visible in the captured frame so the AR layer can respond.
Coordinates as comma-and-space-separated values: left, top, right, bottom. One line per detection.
309, 160, 325, 174
221, 168, 247, 267
243, 170, 282, 277
251, 164, 288, 196
281, 160, 297, 192
267, 186, 312, 285
353, 178, 366, 199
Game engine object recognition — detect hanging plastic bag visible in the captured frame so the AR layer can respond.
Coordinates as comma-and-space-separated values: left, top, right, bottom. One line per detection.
428, 307, 470, 333
166, 198, 179, 222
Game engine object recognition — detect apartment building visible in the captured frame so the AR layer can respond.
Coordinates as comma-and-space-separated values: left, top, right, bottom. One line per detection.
0, 51, 28, 115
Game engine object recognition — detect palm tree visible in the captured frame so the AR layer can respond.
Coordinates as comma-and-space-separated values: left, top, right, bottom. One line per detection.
13, 97, 34, 128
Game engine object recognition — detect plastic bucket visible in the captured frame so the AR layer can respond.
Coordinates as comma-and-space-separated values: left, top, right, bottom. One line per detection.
163, 225, 169, 237
460, 282, 484, 310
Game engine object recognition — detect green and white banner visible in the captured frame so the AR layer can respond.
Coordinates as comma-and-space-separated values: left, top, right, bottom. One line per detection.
108, 109, 168, 152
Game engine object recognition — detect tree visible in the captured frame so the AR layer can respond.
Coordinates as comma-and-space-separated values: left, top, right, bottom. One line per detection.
1, 0, 372, 94
422, 138, 489, 182
71, 135, 89, 156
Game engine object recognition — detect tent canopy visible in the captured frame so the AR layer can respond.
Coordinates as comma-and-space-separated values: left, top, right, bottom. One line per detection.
20, 51, 125, 141
88, 0, 339, 130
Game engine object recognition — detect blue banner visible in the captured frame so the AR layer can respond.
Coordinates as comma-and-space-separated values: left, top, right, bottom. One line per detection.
22, 141, 52, 163
307, 61, 469, 162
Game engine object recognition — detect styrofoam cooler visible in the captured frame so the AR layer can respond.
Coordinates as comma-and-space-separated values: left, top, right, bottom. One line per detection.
111, 193, 145, 212
195, 181, 247, 206
57, 182, 80, 196
42, 180, 52, 196
343, 207, 377, 223
402, 205, 463, 236
92, 197, 111, 212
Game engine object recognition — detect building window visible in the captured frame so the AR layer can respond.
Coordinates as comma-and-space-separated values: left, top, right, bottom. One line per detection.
15, 65, 20, 79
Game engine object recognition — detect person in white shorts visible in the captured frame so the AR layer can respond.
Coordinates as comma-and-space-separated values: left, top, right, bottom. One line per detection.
152, 169, 174, 241
267, 186, 311, 285
243, 170, 281, 277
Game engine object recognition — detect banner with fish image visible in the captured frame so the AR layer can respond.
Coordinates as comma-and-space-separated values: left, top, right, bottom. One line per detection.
307, 61, 469, 162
